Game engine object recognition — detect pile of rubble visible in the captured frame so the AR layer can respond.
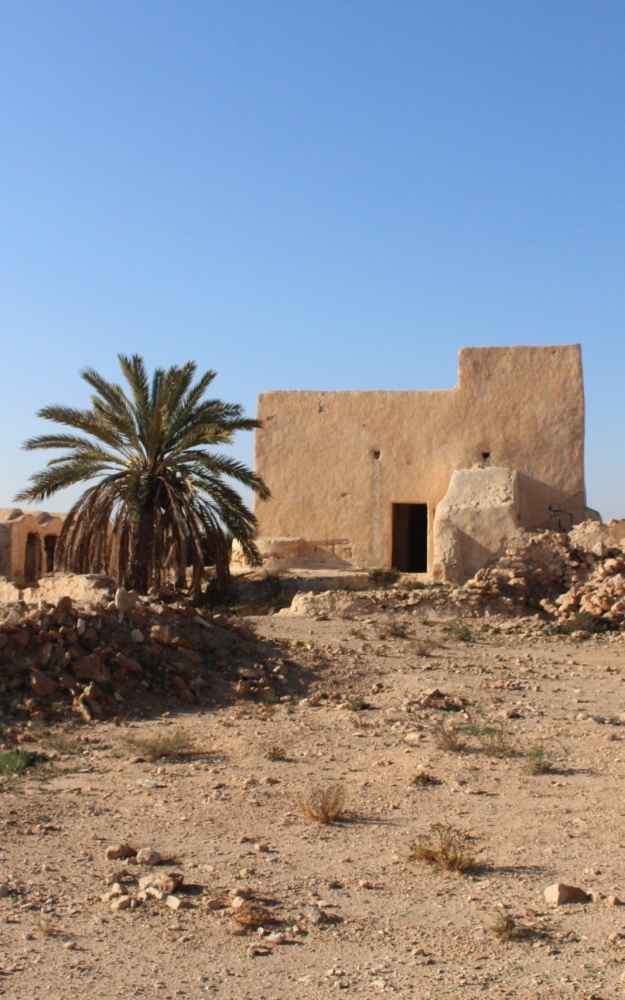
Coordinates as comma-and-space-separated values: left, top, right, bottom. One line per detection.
452, 520, 625, 627
0, 581, 292, 721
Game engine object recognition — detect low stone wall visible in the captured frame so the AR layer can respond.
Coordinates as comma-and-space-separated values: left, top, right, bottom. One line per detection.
0, 573, 114, 608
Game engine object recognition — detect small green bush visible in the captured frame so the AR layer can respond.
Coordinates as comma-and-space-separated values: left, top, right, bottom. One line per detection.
448, 618, 474, 642
0, 749, 46, 776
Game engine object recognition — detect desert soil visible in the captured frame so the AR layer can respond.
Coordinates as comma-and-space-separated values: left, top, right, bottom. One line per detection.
2, 600, 625, 1000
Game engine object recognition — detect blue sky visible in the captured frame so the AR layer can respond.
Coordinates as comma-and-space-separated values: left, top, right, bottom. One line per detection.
1, 1, 624, 517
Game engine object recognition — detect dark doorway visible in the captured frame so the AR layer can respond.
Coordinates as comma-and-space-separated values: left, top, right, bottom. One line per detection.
44, 534, 57, 573
392, 504, 428, 572
24, 533, 42, 583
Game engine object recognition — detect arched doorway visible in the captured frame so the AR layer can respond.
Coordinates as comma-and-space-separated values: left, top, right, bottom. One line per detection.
24, 533, 42, 584
44, 534, 57, 573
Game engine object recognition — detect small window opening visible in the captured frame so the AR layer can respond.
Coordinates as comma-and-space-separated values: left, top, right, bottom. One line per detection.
373, 450, 381, 460
482, 451, 491, 465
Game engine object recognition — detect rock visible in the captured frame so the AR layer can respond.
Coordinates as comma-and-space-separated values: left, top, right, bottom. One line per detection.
73, 654, 110, 682
76, 618, 86, 635
205, 898, 227, 910
29, 669, 57, 698
254, 843, 270, 853
606, 895, 623, 906
105, 869, 129, 884
101, 883, 128, 901
150, 624, 171, 644
0, 884, 9, 898
404, 732, 424, 743
114, 652, 143, 674
237, 627, 259, 643
305, 905, 328, 925
130, 630, 144, 643
544, 883, 589, 906
265, 931, 286, 944
247, 945, 272, 957
135, 847, 161, 866
105, 843, 137, 861
229, 886, 254, 901
57, 596, 73, 611
165, 894, 193, 911
237, 666, 263, 680
110, 895, 133, 911
115, 587, 139, 614
138, 872, 183, 893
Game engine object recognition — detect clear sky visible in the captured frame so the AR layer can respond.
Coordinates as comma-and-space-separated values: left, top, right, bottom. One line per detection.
1, 1, 624, 517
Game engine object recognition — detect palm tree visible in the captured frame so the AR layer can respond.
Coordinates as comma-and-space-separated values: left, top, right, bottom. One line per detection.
14, 355, 270, 598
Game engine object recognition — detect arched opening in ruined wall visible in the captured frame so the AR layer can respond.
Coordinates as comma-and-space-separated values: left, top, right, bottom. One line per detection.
44, 534, 57, 573
24, 533, 42, 583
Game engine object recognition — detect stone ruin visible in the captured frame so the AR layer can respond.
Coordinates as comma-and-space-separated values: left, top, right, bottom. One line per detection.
245, 344, 600, 582
0, 508, 65, 586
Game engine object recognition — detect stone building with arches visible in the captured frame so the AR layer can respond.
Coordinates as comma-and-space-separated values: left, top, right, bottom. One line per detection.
0, 508, 66, 585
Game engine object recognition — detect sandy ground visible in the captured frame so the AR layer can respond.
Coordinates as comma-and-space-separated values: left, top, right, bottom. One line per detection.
2, 601, 625, 1000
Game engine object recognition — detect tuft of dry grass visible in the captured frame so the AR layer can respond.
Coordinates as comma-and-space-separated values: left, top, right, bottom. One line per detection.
409, 638, 440, 657
123, 729, 207, 762
297, 783, 346, 824
36, 916, 58, 938
409, 823, 475, 873
460, 720, 516, 759
32, 727, 81, 756
492, 913, 531, 941
433, 719, 466, 753
265, 745, 287, 761
523, 743, 553, 774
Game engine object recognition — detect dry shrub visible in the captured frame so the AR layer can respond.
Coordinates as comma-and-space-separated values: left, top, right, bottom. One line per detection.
410, 769, 440, 788
492, 913, 531, 940
36, 916, 58, 937
524, 744, 552, 774
409, 638, 440, 657
461, 720, 516, 759
434, 719, 466, 753
297, 783, 346, 824
265, 745, 287, 761
230, 901, 276, 933
409, 823, 475, 873
124, 730, 207, 762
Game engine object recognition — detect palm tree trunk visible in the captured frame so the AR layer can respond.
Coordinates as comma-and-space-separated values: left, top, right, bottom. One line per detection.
130, 504, 156, 593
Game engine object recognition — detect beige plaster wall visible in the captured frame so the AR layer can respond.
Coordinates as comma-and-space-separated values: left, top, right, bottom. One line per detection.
254, 345, 586, 572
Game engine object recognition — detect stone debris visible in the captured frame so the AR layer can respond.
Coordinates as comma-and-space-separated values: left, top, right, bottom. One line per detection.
277, 519, 625, 634
544, 883, 590, 906
0, 577, 303, 720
